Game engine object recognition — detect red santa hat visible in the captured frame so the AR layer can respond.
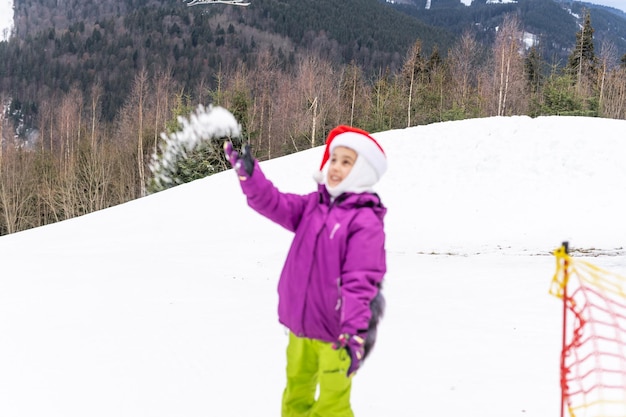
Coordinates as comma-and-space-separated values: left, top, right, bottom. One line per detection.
319, 125, 387, 180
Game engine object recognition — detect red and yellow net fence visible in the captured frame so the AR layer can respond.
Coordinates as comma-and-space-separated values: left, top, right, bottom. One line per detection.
551, 244, 626, 417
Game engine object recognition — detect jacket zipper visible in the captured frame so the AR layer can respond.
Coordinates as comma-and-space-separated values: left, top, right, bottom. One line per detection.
300, 203, 332, 337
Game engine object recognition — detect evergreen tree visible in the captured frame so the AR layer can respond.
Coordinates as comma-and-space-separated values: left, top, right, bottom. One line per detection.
525, 46, 543, 94
566, 11, 597, 86
427, 46, 443, 76
541, 74, 585, 116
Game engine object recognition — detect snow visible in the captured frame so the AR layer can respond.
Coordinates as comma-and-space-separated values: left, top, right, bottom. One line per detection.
486, 0, 518, 5
0, 114, 625, 416
523, 31, 538, 49
149, 105, 241, 189
0, 0, 12, 41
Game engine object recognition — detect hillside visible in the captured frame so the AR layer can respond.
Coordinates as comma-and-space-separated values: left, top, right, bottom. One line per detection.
2, 0, 624, 122
1, 0, 625, 152
0, 0, 454, 121
387, 0, 626, 64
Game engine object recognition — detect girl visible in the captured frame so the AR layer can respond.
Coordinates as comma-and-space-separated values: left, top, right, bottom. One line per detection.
224, 125, 387, 417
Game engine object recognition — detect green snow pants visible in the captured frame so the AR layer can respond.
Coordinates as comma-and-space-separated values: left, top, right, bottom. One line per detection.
281, 332, 354, 417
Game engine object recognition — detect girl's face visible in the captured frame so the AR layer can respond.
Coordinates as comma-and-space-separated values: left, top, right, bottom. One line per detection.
327, 146, 357, 187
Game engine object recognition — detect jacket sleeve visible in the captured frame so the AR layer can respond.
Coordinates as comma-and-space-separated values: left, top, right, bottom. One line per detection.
238, 161, 309, 233
340, 210, 386, 336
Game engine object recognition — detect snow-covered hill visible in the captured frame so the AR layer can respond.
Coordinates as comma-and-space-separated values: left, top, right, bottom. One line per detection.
0, 115, 625, 416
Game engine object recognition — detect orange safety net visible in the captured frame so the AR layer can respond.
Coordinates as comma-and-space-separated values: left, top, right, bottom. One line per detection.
551, 246, 626, 417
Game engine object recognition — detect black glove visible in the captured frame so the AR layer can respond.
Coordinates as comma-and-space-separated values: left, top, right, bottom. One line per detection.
224, 141, 254, 179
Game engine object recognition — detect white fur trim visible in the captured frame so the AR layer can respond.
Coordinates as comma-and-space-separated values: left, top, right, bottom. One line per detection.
313, 170, 324, 184
324, 155, 377, 198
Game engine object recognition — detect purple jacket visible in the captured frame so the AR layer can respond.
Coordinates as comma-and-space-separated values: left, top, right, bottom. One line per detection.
240, 162, 387, 343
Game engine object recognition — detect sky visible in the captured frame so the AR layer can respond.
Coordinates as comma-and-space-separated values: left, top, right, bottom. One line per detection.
0, 111, 625, 417
571, 0, 626, 13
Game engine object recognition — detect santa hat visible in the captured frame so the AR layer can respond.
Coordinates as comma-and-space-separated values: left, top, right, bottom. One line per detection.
319, 125, 387, 180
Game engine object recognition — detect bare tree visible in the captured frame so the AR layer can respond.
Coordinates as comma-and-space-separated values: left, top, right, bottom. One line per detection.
447, 30, 482, 117
491, 14, 526, 116
137, 69, 149, 196
290, 56, 341, 151
0, 143, 37, 234
0, 93, 5, 170
334, 62, 367, 129
152, 69, 175, 157
112, 68, 152, 199
402, 40, 424, 127
601, 65, 626, 119
90, 82, 103, 148
59, 87, 83, 174
54, 87, 86, 219
597, 40, 617, 116
277, 60, 333, 157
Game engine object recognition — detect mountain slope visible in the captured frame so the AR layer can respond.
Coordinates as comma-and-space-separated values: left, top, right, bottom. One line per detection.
388, 0, 626, 64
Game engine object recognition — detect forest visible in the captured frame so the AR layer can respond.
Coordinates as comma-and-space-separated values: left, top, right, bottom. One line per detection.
1, 1, 626, 235
0, 0, 453, 122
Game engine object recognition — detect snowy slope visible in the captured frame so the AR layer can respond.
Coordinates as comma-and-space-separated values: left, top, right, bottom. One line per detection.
0, 115, 625, 417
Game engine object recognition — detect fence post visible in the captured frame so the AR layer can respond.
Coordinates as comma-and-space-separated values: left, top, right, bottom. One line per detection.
560, 241, 569, 417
